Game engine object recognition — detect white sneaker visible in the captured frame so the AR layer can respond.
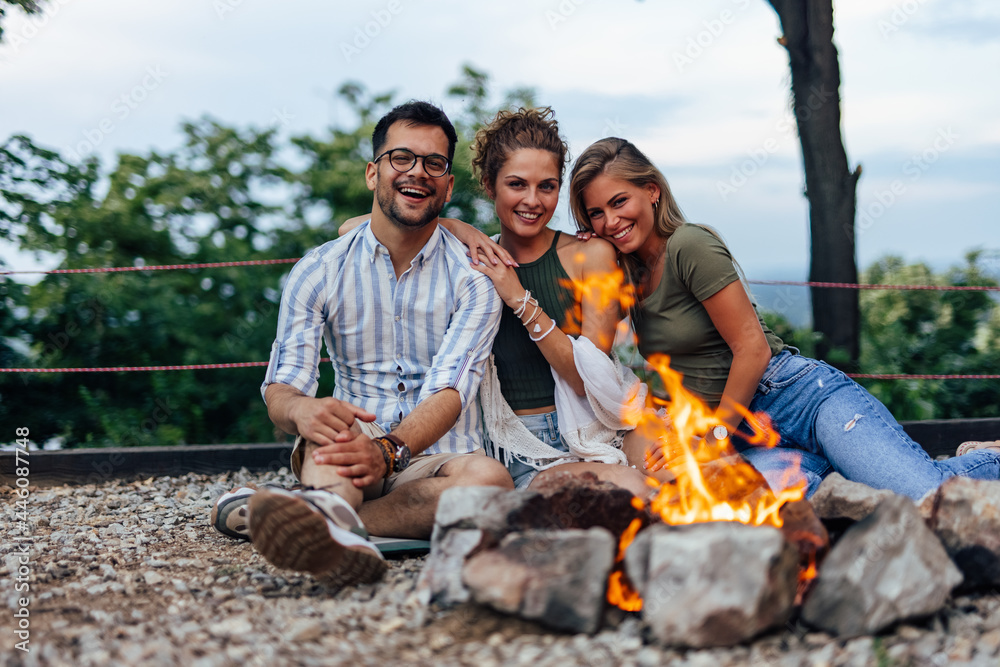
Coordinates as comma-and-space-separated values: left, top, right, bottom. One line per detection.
210, 486, 257, 540
248, 488, 386, 586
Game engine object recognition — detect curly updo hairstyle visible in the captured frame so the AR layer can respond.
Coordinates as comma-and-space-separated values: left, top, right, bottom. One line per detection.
471, 107, 569, 198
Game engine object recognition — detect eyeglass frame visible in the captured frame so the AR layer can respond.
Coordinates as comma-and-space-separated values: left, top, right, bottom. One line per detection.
373, 148, 452, 177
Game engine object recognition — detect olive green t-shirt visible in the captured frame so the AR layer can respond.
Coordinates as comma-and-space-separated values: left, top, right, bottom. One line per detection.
634, 224, 787, 407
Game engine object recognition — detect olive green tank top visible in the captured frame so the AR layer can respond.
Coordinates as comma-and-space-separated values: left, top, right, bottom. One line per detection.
493, 232, 577, 410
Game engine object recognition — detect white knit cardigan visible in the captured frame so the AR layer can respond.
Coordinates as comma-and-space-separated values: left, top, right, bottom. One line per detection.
480, 335, 647, 470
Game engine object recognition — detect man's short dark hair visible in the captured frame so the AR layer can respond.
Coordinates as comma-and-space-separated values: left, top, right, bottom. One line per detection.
372, 101, 458, 164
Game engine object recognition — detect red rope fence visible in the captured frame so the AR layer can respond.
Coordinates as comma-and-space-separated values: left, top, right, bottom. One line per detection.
2, 259, 998, 291
2, 258, 997, 379
0, 258, 299, 275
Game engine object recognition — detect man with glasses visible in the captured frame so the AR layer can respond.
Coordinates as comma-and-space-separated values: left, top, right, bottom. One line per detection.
220, 101, 511, 587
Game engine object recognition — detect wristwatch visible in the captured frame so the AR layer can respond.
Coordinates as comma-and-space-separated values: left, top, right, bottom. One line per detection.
712, 425, 729, 442
374, 433, 411, 477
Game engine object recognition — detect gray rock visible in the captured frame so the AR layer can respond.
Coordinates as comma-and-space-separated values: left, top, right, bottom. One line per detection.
623, 524, 653, 594
430, 486, 510, 549
415, 528, 485, 607
143, 570, 164, 585
802, 494, 962, 636
926, 477, 1000, 590
462, 528, 616, 634
809, 472, 897, 521
638, 522, 799, 648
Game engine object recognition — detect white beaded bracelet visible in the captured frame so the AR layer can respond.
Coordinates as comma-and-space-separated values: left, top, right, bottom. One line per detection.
528, 319, 557, 342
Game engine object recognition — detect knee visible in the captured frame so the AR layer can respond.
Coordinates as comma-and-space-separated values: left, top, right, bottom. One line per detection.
451, 456, 515, 489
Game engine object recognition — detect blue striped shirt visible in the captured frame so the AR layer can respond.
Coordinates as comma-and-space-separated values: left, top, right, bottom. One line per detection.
262, 221, 502, 454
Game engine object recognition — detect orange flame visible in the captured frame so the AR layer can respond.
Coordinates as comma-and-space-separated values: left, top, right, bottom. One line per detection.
560, 262, 635, 349
606, 511, 644, 612
637, 354, 804, 528
559, 268, 808, 610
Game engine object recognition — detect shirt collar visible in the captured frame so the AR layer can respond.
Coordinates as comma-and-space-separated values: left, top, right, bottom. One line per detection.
362, 219, 444, 268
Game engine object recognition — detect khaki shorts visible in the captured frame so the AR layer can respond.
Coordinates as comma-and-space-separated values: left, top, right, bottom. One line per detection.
289, 420, 483, 501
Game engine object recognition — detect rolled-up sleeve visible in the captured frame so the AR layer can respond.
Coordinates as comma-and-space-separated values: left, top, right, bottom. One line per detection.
419, 272, 501, 409
261, 253, 328, 402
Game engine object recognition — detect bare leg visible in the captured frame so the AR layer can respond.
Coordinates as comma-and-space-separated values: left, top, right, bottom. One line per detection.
298, 439, 366, 510
358, 455, 513, 539
622, 430, 676, 486
528, 461, 653, 499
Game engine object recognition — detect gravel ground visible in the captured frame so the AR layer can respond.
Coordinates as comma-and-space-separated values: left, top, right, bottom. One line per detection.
3, 468, 1000, 666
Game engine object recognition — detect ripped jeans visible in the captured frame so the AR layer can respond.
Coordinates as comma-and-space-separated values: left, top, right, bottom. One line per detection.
733, 350, 1000, 501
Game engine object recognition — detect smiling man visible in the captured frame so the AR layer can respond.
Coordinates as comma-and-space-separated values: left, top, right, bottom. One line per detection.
230, 101, 510, 587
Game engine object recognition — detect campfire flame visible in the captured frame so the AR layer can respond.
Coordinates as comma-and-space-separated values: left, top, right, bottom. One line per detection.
562, 268, 808, 611
606, 497, 645, 612
638, 354, 804, 529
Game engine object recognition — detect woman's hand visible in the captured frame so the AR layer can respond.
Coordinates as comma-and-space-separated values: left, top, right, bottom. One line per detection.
471, 252, 528, 309
575, 230, 595, 242
438, 218, 517, 267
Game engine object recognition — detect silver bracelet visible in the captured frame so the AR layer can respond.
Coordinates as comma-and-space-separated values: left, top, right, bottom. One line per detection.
528, 319, 557, 342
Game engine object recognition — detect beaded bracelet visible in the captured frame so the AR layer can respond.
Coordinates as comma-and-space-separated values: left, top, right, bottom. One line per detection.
529, 319, 557, 342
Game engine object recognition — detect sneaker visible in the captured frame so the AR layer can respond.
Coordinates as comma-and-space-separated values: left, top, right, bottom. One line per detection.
210, 483, 301, 540
248, 488, 386, 586
956, 440, 1000, 457
210, 486, 257, 540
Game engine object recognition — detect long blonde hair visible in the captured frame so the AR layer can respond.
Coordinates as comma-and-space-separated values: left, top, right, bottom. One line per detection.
569, 138, 747, 296
569, 138, 687, 289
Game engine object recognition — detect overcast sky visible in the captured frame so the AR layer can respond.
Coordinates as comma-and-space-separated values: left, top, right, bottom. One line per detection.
1, 0, 998, 283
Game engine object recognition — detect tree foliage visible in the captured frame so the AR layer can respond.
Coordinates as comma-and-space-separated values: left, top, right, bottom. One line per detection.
857, 252, 1000, 420
0, 0, 46, 43
0, 67, 528, 447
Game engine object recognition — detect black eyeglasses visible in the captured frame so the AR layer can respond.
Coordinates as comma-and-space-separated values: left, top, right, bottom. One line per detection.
373, 148, 451, 177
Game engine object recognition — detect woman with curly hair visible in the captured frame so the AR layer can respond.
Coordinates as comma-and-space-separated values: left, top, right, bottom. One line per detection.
458, 107, 648, 493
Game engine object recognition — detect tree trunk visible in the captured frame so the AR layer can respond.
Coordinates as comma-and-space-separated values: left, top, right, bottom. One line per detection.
767, 0, 861, 368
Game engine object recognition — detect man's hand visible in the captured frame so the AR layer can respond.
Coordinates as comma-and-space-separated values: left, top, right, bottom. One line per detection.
287, 395, 376, 447
311, 434, 388, 488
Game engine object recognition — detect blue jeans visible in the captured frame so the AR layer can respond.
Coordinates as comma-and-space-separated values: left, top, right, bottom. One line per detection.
501, 411, 568, 490
733, 350, 1000, 501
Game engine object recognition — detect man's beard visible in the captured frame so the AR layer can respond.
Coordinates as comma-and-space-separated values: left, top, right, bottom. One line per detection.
375, 177, 444, 231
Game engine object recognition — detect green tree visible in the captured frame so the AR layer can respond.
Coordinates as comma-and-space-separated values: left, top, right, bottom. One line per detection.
0, 0, 44, 42
858, 251, 1000, 420
0, 67, 537, 447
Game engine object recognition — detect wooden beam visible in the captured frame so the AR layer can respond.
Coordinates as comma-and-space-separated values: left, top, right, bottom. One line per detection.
2, 419, 998, 487
0, 442, 293, 488
899, 418, 1000, 459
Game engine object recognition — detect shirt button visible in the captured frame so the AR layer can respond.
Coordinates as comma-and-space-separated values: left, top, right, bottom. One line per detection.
395, 316, 401, 322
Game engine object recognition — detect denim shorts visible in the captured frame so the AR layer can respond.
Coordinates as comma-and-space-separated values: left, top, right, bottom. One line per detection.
500, 410, 569, 490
